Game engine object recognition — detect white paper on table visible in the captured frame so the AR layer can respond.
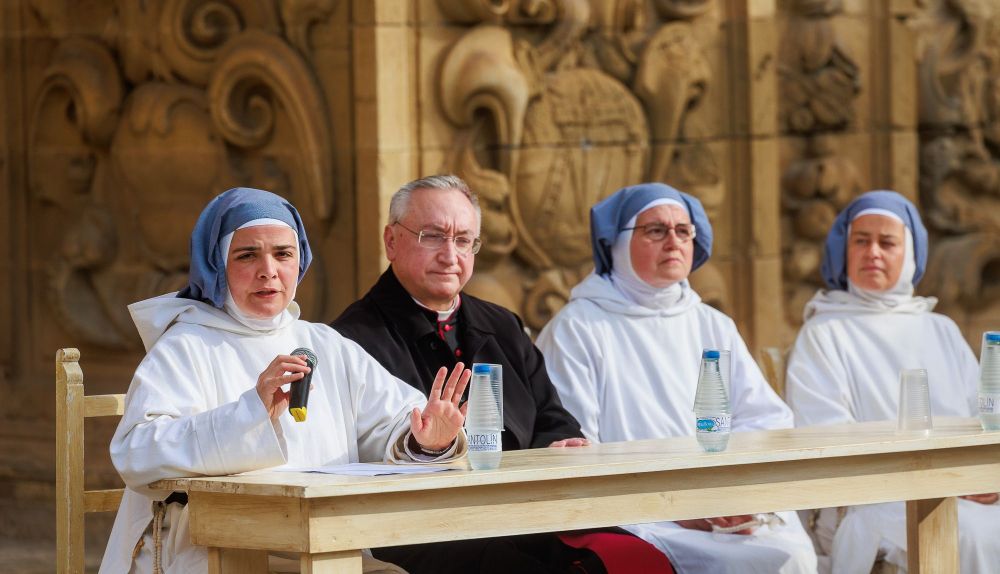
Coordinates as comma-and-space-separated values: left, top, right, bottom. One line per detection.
273, 462, 461, 476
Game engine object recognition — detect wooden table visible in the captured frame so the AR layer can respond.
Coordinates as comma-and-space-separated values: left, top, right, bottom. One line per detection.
153, 418, 1000, 574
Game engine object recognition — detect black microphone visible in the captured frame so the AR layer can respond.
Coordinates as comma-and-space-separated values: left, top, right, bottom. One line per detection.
289, 348, 318, 422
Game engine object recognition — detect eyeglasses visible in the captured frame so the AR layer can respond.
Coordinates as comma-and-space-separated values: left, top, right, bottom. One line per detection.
393, 222, 482, 255
621, 223, 697, 243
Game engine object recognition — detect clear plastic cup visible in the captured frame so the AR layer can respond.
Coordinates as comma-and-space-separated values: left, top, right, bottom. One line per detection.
718, 349, 732, 399
897, 368, 932, 434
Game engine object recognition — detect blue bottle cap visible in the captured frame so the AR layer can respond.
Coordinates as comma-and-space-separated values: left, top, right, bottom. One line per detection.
987, 332, 1000, 344
472, 364, 492, 374
702, 349, 720, 360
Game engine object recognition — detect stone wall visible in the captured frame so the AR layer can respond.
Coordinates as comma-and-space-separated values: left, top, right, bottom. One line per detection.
1, 0, 999, 566
404, 0, 787, 347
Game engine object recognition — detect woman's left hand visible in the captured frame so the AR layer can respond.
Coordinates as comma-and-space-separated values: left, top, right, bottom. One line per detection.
549, 438, 590, 447
411, 364, 471, 452
707, 515, 757, 535
961, 493, 999, 505
676, 515, 756, 535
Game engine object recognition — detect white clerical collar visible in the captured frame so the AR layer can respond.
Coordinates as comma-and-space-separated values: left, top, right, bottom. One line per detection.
412, 295, 460, 321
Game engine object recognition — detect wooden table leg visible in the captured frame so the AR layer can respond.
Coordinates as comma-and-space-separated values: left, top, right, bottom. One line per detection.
906, 497, 959, 574
300, 550, 364, 573
207, 547, 268, 574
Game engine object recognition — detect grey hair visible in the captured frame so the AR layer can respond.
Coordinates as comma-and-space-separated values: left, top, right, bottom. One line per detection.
388, 174, 482, 231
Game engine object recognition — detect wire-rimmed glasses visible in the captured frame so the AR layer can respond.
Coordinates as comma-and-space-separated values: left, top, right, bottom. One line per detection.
393, 222, 482, 255
621, 223, 697, 243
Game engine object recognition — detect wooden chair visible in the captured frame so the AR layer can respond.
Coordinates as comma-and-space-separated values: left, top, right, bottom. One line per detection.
757, 346, 899, 574
56, 347, 125, 573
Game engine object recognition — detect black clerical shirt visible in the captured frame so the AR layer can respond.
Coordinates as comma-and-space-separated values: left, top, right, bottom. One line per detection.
331, 267, 583, 450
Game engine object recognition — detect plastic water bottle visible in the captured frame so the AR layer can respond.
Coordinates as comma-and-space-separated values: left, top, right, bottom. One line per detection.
978, 331, 1000, 431
466, 364, 502, 469
694, 349, 731, 452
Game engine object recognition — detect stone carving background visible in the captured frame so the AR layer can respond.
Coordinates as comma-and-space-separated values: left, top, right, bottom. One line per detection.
1, 0, 999, 565
916, 0, 1000, 342
773, 0, 1000, 345
426, 0, 734, 331
2, 0, 359, 558
27, 0, 349, 353
778, 0, 864, 326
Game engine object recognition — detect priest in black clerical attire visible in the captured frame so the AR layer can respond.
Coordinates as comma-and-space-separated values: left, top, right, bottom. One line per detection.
332, 175, 675, 574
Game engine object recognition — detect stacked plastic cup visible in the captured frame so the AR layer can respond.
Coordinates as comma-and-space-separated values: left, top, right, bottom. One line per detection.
897, 368, 932, 434
718, 349, 732, 400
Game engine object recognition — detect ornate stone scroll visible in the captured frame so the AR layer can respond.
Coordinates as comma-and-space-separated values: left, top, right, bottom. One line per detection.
436, 0, 722, 330
280, 0, 339, 54
110, 0, 282, 85
28, 2, 337, 348
209, 30, 335, 220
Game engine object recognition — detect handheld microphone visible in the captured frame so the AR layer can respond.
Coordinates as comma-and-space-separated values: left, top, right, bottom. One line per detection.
289, 348, 318, 422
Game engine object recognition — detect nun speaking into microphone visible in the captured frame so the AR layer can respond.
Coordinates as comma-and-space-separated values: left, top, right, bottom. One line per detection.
101, 187, 469, 574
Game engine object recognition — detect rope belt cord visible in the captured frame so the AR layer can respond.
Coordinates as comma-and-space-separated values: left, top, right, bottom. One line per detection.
152, 501, 166, 574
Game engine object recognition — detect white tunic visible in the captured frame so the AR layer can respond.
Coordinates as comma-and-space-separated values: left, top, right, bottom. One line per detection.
786, 291, 999, 573
537, 273, 817, 574
100, 294, 461, 573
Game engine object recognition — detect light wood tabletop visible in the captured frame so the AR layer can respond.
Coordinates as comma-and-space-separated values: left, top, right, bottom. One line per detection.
154, 417, 1000, 574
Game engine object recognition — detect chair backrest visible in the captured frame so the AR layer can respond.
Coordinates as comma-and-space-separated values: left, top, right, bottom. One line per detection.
758, 346, 789, 399
56, 348, 125, 573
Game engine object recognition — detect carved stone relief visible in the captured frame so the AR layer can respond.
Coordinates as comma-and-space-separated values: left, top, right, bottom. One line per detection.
778, 0, 863, 326
28, 0, 339, 349
916, 0, 1000, 322
435, 0, 726, 330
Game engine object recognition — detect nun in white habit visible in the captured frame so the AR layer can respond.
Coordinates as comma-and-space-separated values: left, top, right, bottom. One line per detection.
785, 190, 999, 573
100, 187, 470, 574
537, 182, 817, 574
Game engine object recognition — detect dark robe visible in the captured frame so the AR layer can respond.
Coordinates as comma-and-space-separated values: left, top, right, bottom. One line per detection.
332, 268, 673, 574
332, 267, 583, 449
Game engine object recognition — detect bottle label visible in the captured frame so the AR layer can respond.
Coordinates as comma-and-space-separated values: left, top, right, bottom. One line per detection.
979, 393, 1000, 415
696, 414, 731, 433
467, 430, 501, 452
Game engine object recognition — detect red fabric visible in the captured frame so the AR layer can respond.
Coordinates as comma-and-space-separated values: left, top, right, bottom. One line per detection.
558, 532, 674, 574
434, 297, 462, 358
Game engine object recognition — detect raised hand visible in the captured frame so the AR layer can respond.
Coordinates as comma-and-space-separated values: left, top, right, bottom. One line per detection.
256, 354, 310, 421
411, 363, 471, 452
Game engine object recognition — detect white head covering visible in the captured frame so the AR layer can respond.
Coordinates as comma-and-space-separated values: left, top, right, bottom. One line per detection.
609, 198, 697, 311
220, 218, 299, 331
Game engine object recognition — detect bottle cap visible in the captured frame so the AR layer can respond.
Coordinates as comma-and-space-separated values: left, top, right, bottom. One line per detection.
987, 332, 1000, 344
702, 349, 720, 360
473, 364, 492, 374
